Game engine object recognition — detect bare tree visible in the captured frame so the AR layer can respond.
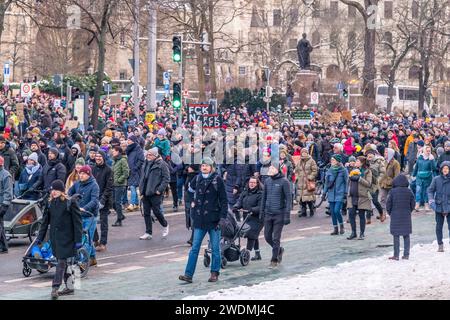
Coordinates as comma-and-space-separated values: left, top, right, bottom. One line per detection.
340, 0, 379, 110
378, 5, 416, 114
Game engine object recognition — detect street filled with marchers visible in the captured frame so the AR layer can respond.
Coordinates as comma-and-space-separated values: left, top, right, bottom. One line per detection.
0, 88, 449, 299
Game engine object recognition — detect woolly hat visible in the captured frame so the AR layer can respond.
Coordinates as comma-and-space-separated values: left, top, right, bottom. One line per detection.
128, 135, 138, 144
332, 154, 343, 163
445, 141, 450, 148
75, 158, 86, 166
50, 180, 65, 192
147, 147, 159, 157
28, 152, 39, 163
417, 140, 425, 147
348, 156, 357, 163
49, 148, 59, 157
79, 165, 92, 176
201, 157, 216, 169
157, 128, 167, 136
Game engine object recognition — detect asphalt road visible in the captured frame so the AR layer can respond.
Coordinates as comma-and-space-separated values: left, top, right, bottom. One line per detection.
0, 198, 438, 300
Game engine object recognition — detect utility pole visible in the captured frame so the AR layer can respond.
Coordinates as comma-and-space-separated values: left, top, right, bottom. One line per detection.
133, 0, 140, 119
146, 0, 157, 112
178, 35, 183, 128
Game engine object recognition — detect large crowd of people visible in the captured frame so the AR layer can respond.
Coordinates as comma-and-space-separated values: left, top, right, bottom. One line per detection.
0, 91, 449, 298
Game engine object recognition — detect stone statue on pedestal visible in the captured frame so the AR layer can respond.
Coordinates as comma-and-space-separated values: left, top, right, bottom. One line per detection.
297, 33, 313, 70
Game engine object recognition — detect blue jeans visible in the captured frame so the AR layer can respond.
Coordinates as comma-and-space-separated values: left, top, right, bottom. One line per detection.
121, 188, 128, 205
184, 228, 221, 278
415, 179, 431, 205
435, 213, 450, 245
82, 216, 97, 258
329, 201, 343, 227
176, 177, 185, 201
130, 186, 138, 206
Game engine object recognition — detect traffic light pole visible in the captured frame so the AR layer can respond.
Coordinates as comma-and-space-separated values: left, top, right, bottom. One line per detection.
133, 0, 140, 119
348, 83, 350, 111
146, 0, 157, 113
178, 36, 183, 128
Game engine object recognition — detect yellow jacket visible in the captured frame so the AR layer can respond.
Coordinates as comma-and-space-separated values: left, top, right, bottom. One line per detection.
404, 134, 414, 156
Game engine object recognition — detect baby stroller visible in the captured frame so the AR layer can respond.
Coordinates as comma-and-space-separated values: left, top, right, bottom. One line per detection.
203, 210, 252, 269
4, 190, 47, 244
21, 210, 95, 279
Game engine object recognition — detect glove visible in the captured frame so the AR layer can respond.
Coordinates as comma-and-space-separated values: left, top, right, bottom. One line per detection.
232, 207, 238, 214
74, 243, 83, 250
284, 215, 291, 225
35, 239, 42, 246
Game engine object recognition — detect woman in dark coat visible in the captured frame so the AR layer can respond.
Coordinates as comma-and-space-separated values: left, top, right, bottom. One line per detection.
386, 174, 415, 260
37, 180, 82, 299
233, 176, 263, 260
224, 162, 254, 221
184, 164, 199, 245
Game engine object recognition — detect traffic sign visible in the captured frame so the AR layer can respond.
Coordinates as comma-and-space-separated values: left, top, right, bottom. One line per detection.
163, 72, 170, 85
183, 89, 189, 98
336, 81, 346, 91
20, 83, 32, 98
3, 63, 10, 85
310, 92, 319, 104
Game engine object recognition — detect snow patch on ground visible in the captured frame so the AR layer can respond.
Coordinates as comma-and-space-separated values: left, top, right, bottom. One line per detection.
185, 240, 450, 300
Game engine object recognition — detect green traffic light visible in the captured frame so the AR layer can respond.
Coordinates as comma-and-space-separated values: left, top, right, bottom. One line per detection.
173, 100, 181, 108
173, 53, 181, 62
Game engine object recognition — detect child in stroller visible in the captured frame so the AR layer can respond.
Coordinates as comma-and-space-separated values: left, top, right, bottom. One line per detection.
203, 210, 251, 268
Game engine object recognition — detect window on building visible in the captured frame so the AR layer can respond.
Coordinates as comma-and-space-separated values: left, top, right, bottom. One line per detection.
289, 38, 297, 49
329, 30, 338, 49
312, 0, 320, 18
384, 31, 393, 49
409, 66, 420, 80
239, 66, 246, 75
348, 31, 356, 49
412, 0, 419, 19
120, 31, 126, 46
329, 1, 338, 18
348, 5, 356, 18
273, 9, 281, 26
312, 31, 321, 47
119, 70, 127, 80
290, 8, 299, 24
384, 1, 393, 19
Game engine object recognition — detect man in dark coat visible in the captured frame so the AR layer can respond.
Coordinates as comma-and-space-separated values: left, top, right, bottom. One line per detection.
428, 161, 450, 252
386, 174, 415, 260
37, 180, 82, 299
139, 147, 170, 240
92, 150, 113, 252
183, 163, 200, 245
436, 141, 450, 171
179, 157, 228, 283
261, 165, 292, 268
125, 135, 145, 212
0, 135, 19, 180
36, 148, 67, 192
30, 140, 47, 167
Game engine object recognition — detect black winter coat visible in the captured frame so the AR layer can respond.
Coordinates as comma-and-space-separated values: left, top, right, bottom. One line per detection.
233, 187, 263, 239
92, 163, 113, 209
190, 172, 228, 230
0, 146, 19, 179
139, 158, 170, 197
39, 158, 67, 191
386, 175, 415, 236
126, 143, 145, 186
38, 198, 83, 259
261, 173, 292, 219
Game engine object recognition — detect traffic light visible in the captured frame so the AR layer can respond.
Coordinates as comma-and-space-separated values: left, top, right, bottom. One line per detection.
259, 87, 266, 97
173, 82, 182, 109
342, 88, 349, 98
172, 36, 182, 63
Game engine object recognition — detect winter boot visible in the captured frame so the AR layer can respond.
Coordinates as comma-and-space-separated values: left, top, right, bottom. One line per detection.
179, 275, 193, 283
438, 244, 444, 252
208, 272, 219, 282
347, 232, 357, 240
251, 251, 262, 261
339, 224, 345, 235
358, 233, 365, 240
278, 247, 285, 264
330, 226, 339, 235
51, 288, 59, 300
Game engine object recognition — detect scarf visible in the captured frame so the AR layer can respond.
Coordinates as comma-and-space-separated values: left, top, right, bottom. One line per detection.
25, 164, 41, 176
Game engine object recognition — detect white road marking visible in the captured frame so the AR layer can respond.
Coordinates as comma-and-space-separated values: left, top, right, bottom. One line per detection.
168, 257, 188, 262
97, 262, 116, 268
283, 236, 305, 242
144, 252, 176, 259
97, 251, 147, 261
29, 281, 52, 288
4, 276, 40, 283
170, 244, 189, 249
105, 266, 145, 274
297, 226, 321, 232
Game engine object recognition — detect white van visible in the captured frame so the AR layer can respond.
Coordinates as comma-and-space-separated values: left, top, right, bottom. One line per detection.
376, 85, 431, 113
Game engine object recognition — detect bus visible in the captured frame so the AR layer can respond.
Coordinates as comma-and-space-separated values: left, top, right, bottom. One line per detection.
376, 85, 431, 114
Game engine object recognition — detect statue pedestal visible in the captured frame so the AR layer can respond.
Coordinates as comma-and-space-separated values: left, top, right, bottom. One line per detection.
290, 70, 320, 108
